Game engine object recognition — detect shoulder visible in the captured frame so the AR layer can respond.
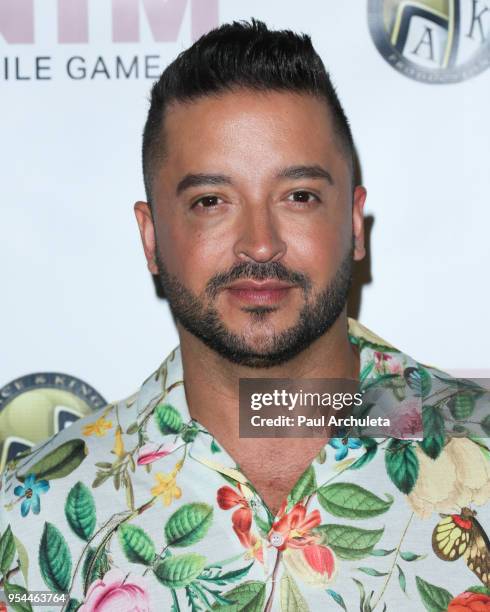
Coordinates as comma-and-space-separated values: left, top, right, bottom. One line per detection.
348, 316, 480, 386
0, 346, 182, 503
349, 318, 489, 439
2, 398, 122, 482
0, 375, 149, 511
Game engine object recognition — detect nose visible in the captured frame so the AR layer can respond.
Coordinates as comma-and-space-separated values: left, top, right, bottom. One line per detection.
233, 204, 287, 263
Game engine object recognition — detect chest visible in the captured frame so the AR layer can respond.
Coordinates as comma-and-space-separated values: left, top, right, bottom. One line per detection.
228, 439, 326, 515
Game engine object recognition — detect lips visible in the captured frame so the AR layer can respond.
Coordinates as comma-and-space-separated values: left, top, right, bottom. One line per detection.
226, 280, 295, 306
228, 280, 293, 291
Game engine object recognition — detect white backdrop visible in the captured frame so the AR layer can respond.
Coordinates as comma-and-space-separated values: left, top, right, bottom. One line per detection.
2, 0, 489, 403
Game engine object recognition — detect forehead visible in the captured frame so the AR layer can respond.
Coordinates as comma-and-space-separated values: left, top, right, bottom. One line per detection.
160, 89, 346, 179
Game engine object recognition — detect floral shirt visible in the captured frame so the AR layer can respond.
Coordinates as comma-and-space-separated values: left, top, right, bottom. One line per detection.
1, 318, 490, 612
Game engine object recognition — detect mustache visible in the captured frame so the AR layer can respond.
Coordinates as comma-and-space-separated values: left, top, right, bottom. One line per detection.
205, 261, 312, 299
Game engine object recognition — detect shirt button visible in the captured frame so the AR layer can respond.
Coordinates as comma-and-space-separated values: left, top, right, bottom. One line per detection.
269, 532, 284, 547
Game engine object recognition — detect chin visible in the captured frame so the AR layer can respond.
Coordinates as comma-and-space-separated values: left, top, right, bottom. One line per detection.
220, 343, 307, 369
227, 308, 298, 332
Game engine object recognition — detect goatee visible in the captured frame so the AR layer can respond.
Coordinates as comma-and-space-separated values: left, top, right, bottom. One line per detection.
155, 245, 353, 368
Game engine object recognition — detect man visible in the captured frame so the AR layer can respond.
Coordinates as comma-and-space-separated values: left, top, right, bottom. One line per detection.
1, 20, 490, 612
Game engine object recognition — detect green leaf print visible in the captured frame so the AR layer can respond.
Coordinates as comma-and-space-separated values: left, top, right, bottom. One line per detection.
482, 415, 490, 437
165, 503, 213, 547
357, 567, 389, 576
399, 551, 426, 561
415, 576, 453, 612
467, 585, 490, 595
419, 405, 445, 459
13, 535, 29, 587
385, 440, 419, 494
155, 403, 184, 435
66, 598, 82, 612
126, 421, 139, 435
317, 482, 393, 519
0, 525, 16, 575
254, 514, 272, 538
358, 339, 400, 354
118, 523, 156, 565
17, 439, 88, 482
154, 553, 207, 588
448, 392, 476, 420
82, 546, 110, 593
349, 439, 378, 470
185, 582, 206, 609
170, 588, 181, 611
194, 582, 231, 607
39, 522, 72, 592
3, 582, 33, 612
326, 589, 348, 610
316, 447, 327, 464
211, 580, 266, 611
315, 524, 384, 560
397, 564, 407, 593
280, 572, 309, 611
287, 466, 316, 507
211, 439, 221, 453
359, 360, 375, 384
65, 482, 96, 541
404, 366, 432, 398
352, 578, 371, 612
91, 471, 112, 488
370, 548, 396, 557
199, 562, 254, 585
181, 424, 199, 443
391, 377, 406, 401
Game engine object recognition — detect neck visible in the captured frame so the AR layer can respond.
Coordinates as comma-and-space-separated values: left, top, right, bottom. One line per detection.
179, 312, 360, 434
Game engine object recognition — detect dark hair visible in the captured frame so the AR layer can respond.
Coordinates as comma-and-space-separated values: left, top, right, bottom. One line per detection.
142, 19, 355, 204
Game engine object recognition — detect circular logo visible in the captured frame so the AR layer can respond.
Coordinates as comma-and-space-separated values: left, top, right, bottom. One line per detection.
368, 0, 490, 83
0, 373, 106, 472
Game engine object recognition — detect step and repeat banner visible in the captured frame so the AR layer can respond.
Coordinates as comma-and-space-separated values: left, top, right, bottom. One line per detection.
1, 0, 489, 469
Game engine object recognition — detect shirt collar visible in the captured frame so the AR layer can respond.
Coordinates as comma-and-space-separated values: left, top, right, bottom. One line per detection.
133, 319, 415, 501
136, 317, 400, 429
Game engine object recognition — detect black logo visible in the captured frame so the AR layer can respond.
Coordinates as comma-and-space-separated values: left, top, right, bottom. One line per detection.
368, 0, 490, 83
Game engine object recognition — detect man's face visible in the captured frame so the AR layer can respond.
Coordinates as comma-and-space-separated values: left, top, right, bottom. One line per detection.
135, 90, 366, 367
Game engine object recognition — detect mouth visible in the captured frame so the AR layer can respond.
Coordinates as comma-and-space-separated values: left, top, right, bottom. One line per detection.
225, 280, 296, 306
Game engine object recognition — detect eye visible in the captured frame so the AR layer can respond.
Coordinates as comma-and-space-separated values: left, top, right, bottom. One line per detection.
286, 190, 320, 205
191, 195, 223, 209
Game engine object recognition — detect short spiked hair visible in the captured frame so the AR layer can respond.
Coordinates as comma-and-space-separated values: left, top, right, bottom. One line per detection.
142, 19, 355, 204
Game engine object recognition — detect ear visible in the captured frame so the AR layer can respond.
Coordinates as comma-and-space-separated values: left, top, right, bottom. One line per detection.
352, 186, 367, 261
134, 201, 159, 275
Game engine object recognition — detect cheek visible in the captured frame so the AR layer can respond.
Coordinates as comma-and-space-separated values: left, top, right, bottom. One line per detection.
156, 219, 232, 292
284, 212, 350, 285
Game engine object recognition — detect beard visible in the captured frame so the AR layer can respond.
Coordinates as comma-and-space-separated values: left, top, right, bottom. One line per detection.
155, 243, 353, 368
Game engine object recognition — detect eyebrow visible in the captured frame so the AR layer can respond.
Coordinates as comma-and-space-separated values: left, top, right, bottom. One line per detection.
175, 164, 334, 196
176, 173, 232, 196
277, 164, 334, 185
